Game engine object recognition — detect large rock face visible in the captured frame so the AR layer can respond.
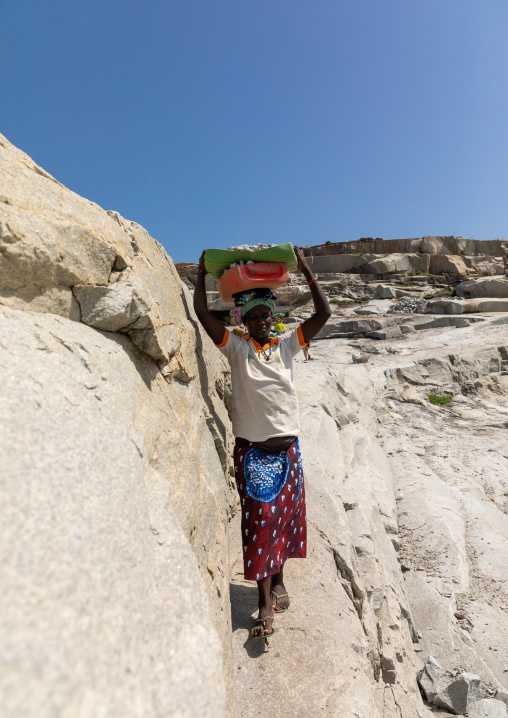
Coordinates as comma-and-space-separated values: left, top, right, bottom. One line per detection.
305, 236, 505, 258
2, 134, 507, 718
230, 319, 508, 717
0, 134, 237, 717
455, 277, 508, 299
428, 254, 468, 275
307, 253, 369, 273
364, 253, 430, 275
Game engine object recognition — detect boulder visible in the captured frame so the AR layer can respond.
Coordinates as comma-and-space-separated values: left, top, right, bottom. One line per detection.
468, 699, 508, 717
375, 284, 396, 299
455, 277, 508, 299
460, 298, 508, 313
428, 255, 468, 275
417, 659, 482, 714
463, 255, 505, 276
427, 299, 464, 315
432, 672, 481, 714
417, 656, 449, 702
275, 284, 311, 306
364, 253, 430, 275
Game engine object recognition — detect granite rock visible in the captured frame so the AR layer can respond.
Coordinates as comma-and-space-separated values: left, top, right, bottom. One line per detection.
432, 672, 481, 714
455, 278, 508, 299
429, 254, 468, 275
365, 253, 430, 275
376, 284, 396, 299
468, 699, 508, 717
0, 134, 237, 718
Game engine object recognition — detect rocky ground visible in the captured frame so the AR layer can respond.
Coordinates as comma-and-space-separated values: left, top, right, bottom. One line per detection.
229, 319, 508, 718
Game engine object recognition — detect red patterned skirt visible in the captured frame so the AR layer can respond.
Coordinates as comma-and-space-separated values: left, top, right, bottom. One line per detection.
234, 437, 307, 581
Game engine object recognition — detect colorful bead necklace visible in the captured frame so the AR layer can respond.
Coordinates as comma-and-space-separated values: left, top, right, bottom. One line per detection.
261, 340, 272, 361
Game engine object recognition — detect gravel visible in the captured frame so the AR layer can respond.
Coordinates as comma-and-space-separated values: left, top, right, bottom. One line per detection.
226, 243, 277, 251
387, 298, 429, 314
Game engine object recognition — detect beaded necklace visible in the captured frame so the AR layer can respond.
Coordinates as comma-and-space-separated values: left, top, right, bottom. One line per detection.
260, 339, 272, 361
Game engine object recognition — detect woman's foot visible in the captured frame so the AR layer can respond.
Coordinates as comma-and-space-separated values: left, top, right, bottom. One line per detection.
251, 607, 274, 637
270, 583, 290, 612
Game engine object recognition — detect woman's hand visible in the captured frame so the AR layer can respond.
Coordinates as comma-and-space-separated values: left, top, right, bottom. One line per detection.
193, 249, 226, 345
198, 250, 208, 274
294, 246, 312, 278
294, 246, 331, 342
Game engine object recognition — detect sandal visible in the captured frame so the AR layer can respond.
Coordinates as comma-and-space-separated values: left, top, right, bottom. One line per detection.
251, 615, 274, 645
271, 588, 290, 612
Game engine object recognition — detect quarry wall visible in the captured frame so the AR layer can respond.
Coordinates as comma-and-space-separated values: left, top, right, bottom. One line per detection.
0, 134, 237, 717
1, 134, 507, 718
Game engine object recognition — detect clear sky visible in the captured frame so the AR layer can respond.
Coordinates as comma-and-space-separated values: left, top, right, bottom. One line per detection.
1, 0, 507, 263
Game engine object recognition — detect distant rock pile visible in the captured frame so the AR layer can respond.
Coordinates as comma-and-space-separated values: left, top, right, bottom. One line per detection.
387, 297, 429, 314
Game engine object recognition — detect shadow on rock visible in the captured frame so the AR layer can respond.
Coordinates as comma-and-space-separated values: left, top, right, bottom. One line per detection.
230, 582, 271, 658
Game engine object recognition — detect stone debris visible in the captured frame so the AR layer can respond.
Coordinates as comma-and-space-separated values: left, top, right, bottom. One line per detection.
387, 297, 429, 314
226, 243, 277, 251
467, 698, 508, 717
417, 657, 482, 714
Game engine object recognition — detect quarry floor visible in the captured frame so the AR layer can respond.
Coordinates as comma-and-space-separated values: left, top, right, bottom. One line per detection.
227, 318, 508, 718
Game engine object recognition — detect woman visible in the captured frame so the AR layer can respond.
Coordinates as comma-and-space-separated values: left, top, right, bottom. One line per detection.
193, 247, 330, 638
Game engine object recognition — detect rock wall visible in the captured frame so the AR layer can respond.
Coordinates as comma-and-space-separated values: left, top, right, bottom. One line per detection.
0, 134, 237, 717
305, 237, 505, 258
2, 135, 507, 718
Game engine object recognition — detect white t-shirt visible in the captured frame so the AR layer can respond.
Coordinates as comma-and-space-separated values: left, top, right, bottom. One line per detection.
215, 326, 308, 442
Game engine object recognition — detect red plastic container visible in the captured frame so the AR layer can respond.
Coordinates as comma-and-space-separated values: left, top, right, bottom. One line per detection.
217, 262, 289, 304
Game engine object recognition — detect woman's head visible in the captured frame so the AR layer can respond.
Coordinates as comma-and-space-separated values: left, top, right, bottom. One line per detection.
242, 304, 273, 342
232, 288, 277, 341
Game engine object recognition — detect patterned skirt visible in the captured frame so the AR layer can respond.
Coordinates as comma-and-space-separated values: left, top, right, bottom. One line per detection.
234, 437, 307, 581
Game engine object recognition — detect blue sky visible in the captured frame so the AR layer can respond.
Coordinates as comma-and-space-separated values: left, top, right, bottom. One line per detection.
1, 0, 507, 262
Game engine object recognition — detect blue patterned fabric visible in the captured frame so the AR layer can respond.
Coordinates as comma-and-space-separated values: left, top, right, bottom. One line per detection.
244, 439, 302, 503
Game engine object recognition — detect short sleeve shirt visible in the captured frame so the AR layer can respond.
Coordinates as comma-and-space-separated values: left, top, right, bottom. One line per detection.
215, 326, 308, 442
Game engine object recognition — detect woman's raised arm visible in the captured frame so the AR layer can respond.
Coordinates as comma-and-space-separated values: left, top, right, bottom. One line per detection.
294, 247, 331, 343
193, 250, 227, 345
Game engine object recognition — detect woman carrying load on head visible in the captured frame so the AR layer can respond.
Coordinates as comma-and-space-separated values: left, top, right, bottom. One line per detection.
193, 247, 331, 639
